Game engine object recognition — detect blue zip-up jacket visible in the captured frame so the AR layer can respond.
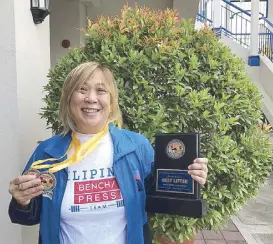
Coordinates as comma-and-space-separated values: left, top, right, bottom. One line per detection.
9, 124, 154, 244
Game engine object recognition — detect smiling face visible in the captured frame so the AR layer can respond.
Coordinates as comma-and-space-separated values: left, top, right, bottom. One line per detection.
59, 62, 123, 135
70, 70, 111, 134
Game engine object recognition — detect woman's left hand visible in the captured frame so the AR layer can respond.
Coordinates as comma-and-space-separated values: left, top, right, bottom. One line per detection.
188, 158, 208, 185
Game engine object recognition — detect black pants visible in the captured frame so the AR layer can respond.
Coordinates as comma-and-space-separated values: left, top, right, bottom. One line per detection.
143, 222, 152, 244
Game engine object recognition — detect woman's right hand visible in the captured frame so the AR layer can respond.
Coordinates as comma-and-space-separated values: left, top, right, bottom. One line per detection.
9, 175, 44, 206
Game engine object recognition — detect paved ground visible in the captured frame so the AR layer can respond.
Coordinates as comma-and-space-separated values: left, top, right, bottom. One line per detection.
195, 218, 247, 244
232, 172, 273, 244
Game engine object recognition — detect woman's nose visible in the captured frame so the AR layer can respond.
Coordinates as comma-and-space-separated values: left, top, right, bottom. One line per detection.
84, 91, 97, 103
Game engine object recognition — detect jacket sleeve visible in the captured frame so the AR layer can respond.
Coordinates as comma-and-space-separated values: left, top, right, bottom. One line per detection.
8, 145, 43, 226
9, 196, 41, 226
140, 137, 155, 180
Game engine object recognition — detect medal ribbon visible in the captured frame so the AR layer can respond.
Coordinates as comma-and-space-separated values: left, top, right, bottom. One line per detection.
30, 122, 110, 173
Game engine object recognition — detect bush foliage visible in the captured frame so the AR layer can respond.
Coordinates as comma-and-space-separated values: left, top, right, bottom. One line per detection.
41, 5, 273, 243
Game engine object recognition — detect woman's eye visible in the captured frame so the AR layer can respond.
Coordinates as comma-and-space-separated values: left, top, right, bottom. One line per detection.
79, 86, 87, 92
97, 88, 107, 93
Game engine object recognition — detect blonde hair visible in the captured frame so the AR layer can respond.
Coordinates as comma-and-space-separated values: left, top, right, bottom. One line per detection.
59, 61, 123, 134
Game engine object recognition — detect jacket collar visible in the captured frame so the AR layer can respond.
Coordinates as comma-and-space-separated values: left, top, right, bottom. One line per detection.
44, 124, 136, 162
109, 123, 136, 162
44, 132, 72, 160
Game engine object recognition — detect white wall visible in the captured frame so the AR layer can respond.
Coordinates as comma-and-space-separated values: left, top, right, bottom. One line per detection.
0, 0, 52, 244
50, 0, 80, 66
14, 1, 52, 243
84, 0, 197, 21
260, 56, 273, 102
258, 56, 273, 125
14, 0, 51, 171
221, 36, 273, 126
174, 0, 199, 21
134, 0, 173, 9
268, 0, 273, 23
83, 0, 173, 22
51, 0, 188, 66
84, 0, 127, 22
220, 36, 260, 90
0, 0, 22, 243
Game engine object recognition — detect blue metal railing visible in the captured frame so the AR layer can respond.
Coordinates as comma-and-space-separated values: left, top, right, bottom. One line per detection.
196, 13, 213, 26
259, 17, 273, 61
221, 0, 251, 48
197, 0, 213, 26
197, 0, 273, 62
229, 0, 268, 18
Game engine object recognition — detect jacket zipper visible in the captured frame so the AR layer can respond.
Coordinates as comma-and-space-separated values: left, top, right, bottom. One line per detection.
56, 168, 68, 244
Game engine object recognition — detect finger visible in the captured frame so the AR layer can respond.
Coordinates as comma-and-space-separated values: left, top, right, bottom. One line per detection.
188, 169, 207, 179
30, 190, 44, 198
9, 177, 38, 196
16, 189, 43, 205
191, 174, 206, 185
22, 184, 44, 197
188, 163, 208, 172
12, 175, 38, 185
8, 184, 17, 196
193, 158, 208, 164
19, 178, 42, 191
13, 184, 43, 198
18, 178, 42, 190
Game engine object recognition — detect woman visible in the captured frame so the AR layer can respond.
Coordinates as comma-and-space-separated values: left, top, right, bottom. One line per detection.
8, 62, 208, 244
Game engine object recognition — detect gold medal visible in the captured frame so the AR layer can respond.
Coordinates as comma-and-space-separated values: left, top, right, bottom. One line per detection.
23, 169, 56, 193
39, 172, 56, 191
23, 169, 40, 178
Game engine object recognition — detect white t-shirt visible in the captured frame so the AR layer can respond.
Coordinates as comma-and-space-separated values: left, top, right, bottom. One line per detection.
59, 132, 127, 244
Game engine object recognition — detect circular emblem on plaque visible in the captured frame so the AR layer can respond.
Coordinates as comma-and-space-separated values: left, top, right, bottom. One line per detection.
39, 172, 56, 191
166, 139, 185, 159
23, 169, 40, 178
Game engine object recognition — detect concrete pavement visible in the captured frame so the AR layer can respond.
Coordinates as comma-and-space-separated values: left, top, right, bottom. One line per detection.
232, 172, 273, 244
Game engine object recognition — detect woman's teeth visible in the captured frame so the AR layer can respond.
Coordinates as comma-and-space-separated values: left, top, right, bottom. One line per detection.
82, 108, 99, 113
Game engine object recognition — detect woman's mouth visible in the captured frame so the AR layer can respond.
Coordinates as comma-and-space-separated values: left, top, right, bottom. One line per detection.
81, 108, 100, 115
